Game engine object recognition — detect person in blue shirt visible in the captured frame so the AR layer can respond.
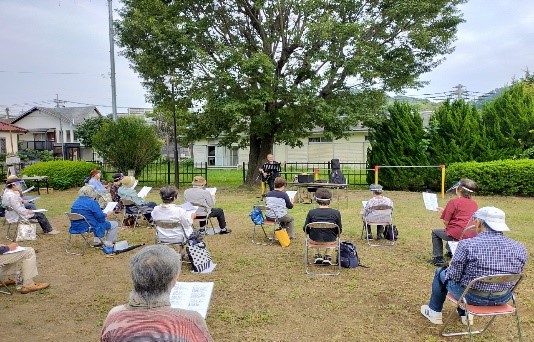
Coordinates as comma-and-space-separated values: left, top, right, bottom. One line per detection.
70, 185, 118, 245
87, 169, 108, 194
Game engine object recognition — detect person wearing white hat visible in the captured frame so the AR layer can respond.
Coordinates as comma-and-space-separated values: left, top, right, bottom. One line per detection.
361, 183, 393, 240
421, 206, 528, 326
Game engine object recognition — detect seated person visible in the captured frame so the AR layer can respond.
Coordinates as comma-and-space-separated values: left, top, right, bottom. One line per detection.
70, 185, 119, 245
0, 242, 49, 294
183, 176, 231, 234
87, 169, 108, 194
421, 206, 528, 326
118, 176, 156, 223
303, 188, 342, 265
151, 186, 195, 243
265, 177, 295, 239
4, 175, 36, 210
100, 245, 214, 341
109, 173, 124, 213
430, 178, 478, 266
361, 184, 393, 240
2, 177, 59, 235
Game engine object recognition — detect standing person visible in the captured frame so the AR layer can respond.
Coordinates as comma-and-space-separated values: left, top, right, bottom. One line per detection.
361, 184, 393, 240
2, 177, 59, 235
303, 188, 342, 265
265, 177, 295, 239
70, 185, 119, 246
0, 243, 50, 294
151, 186, 195, 243
259, 154, 281, 192
184, 176, 231, 234
100, 245, 214, 341
430, 178, 478, 266
421, 206, 528, 326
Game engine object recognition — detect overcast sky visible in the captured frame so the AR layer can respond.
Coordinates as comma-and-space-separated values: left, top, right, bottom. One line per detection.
1, 0, 533, 116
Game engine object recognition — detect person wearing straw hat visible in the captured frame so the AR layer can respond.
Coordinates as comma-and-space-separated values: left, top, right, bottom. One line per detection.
184, 176, 231, 234
361, 183, 393, 240
303, 188, 342, 265
421, 206, 528, 326
429, 178, 478, 266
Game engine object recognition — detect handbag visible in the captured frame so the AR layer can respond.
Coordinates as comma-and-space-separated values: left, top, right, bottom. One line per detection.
186, 241, 216, 273
16, 222, 37, 241
274, 227, 291, 247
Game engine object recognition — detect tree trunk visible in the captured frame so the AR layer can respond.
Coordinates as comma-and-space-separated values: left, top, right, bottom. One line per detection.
245, 133, 274, 185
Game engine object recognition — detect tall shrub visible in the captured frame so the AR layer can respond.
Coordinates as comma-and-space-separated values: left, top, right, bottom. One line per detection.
20, 160, 99, 190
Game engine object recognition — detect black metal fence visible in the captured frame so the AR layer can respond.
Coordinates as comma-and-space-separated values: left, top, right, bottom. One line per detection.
243, 161, 370, 186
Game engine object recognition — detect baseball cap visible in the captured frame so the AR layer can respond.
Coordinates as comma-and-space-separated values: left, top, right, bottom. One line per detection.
472, 206, 510, 232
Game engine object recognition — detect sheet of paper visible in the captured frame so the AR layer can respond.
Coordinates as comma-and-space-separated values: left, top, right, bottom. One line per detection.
131, 179, 138, 189
170, 282, 214, 319
286, 190, 297, 201
362, 200, 368, 208
3, 246, 27, 254
448, 241, 459, 255
179, 202, 199, 216
32, 208, 48, 212
206, 187, 217, 196
102, 202, 118, 214
23, 196, 39, 202
137, 186, 152, 198
422, 192, 439, 211
22, 186, 35, 194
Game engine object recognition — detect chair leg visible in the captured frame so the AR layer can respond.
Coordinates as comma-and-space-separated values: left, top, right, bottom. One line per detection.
0, 279, 12, 295
65, 233, 90, 256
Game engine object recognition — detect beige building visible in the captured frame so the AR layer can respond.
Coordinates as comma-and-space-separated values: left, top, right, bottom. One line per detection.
0, 121, 27, 155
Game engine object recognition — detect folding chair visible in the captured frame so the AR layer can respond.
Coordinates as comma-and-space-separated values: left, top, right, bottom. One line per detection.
65, 212, 101, 256
120, 199, 152, 228
154, 219, 190, 262
190, 202, 217, 235
360, 204, 394, 246
447, 222, 477, 256
0, 265, 13, 295
304, 222, 341, 276
251, 205, 279, 246
440, 273, 524, 341
5, 206, 39, 242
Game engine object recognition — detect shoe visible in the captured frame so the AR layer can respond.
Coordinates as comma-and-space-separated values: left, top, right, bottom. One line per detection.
219, 228, 232, 234
20, 282, 50, 294
429, 257, 447, 267
445, 251, 453, 258
2, 278, 15, 286
461, 315, 474, 326
92, 242, 103, 248
376, 235, 384, 240
420, 305, 443, 324
314, 254, 323, 264
366, 234, 373, 240
198, 228, 206, 235
322, 255, 333, 265
46, 229, 60, 235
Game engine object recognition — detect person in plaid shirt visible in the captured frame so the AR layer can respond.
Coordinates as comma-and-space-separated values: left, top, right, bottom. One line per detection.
421, 206, 528, 326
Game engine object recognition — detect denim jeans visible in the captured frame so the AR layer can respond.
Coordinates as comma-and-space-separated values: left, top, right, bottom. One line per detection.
428, 268, 512, 314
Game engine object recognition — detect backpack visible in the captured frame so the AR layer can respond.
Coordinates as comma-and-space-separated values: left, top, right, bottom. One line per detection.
383, 224, 398, 241
330, 170, 346, 184
339, 241, 359, 268
249, 207, 264, 225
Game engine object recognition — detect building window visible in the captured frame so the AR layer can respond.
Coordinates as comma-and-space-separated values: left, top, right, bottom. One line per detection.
208, 146, 216, 166
364, 135, 369, 141
309, 137, 333, 143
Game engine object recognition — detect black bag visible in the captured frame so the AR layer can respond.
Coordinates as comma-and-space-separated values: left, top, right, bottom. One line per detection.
383, 224, 398, 241
339, 241, 359, 268
330, 170, 346, 184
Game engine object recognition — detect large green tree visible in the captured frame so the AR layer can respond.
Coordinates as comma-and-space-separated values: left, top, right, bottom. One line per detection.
92, 117, 162, 176
116, 0, 465, 182
75, 116, 110, 148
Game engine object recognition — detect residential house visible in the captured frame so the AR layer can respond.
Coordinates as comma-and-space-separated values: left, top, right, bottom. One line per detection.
0, 121, 27, 155
11, 106, 102, 160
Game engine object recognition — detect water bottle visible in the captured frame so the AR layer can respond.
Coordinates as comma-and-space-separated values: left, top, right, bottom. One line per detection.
15, 271, 23, 291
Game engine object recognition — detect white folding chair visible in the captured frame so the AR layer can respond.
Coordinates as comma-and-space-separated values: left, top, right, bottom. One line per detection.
251, 205, 279, 246
65, 212, 101, 256
154, 219, 191, 262
361, 204, 394, 246
441, 273, 524, 341
304, 222, 341, 276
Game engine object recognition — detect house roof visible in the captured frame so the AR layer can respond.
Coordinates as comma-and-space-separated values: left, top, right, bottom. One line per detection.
0, 121, 27, 133
12, 106, 102, 125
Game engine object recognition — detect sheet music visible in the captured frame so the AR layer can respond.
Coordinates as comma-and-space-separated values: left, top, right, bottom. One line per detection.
24, 196, 39, 202
3, 246, 27, 254
22, 186, 35, 194
286, 191, 297, 201
137, 186, 152, 198
102, 202, 118, 214
32, 208, 48, 212
362, 200, 368, 208
206, 187, 217, 196
422, 192, 439, 211
131, 179, 138, 189
170, 282, 214, 319
179, 202, 199, 216
448, 241, 459, 255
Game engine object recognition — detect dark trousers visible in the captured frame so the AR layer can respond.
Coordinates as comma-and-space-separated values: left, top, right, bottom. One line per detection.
366, 224, 384, 237
199, 208, 226, 229
31, 212, 52, 233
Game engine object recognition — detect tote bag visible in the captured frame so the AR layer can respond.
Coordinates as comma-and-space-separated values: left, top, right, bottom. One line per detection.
16, 222, 37, 241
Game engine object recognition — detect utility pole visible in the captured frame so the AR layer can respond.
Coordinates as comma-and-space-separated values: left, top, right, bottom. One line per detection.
55, 94, 65, 159
453, 84, 465, 100
108, 0, 118, 121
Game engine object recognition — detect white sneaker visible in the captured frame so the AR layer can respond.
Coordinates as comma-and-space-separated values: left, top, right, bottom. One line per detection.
46, 229, 60, 235
461, 315, 474, 326
421, 305, 443, 324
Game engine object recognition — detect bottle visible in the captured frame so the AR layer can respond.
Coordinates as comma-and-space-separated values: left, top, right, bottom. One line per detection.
15, 271, 23, 291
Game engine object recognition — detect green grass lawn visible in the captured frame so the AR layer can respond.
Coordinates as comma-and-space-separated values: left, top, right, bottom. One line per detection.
1, 187, 533, 341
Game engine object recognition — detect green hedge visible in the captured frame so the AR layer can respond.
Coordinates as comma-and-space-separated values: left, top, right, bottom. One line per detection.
447, 159, 534, 196
21, 160, 100, 190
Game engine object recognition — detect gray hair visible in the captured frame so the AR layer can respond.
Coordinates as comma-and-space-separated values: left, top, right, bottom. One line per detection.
459, 178, 477, 199
129, 245, 181, 307
78, 185, 98, 199
160, 185, 178, 204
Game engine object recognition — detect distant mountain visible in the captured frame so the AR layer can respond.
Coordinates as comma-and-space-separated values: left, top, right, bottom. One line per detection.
387, 95, 441, 111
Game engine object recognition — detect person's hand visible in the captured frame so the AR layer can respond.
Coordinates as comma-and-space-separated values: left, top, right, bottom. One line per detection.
8, 242, 18, 250
106, 211, 114, 219
191, 213, 197, 220
437, 207, 444, 213
22, 199, 30, 204
27, 210, 34, 215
